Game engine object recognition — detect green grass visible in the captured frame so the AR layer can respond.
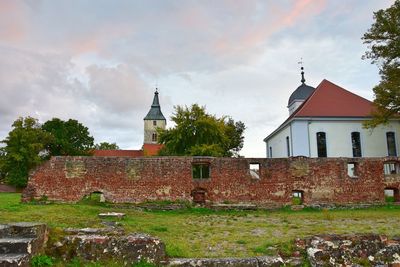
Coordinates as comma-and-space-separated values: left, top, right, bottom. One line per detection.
1, 193, 400, 258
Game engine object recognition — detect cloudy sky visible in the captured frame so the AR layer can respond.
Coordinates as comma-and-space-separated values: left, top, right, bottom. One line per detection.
0, 0, 394, 157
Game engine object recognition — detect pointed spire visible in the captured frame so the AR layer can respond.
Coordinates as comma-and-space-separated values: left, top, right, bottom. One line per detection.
144, 89, 166, 120
151, 88, 160, 107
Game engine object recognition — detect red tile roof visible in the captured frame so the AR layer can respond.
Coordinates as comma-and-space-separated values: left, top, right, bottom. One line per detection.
93, 150, 144, 157
143, 144, 164, 156
293, 79, 374, 118
264, 79, 376, 142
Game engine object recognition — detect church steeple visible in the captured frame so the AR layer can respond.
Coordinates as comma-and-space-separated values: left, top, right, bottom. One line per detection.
143, 89, 166, 144
144, 89, 166, 121
287, 65, 315, 115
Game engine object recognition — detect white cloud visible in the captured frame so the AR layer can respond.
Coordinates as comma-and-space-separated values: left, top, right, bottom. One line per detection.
0, 0, 394, 156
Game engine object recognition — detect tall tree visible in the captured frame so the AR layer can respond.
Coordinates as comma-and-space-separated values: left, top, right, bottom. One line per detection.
42, 118, 94, 156
94, 142, 120, 150
362, 0, 400, 127
158, 104, 245, 157
0, 149, 5, 183
1, 117, 53, 187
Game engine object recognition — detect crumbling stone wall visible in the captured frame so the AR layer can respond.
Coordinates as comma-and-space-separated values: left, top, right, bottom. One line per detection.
22, 156, 400, 206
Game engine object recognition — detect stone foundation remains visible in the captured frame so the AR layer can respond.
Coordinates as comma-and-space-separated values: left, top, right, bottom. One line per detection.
22, 156, 400, 206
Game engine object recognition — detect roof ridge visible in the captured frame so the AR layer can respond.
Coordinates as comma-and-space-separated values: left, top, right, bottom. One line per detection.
321, 79, 372, 104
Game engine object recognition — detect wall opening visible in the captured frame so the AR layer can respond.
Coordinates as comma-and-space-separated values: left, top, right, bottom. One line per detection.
192, 163, 210, 179
347, 162, 358, 178
292, 190, 304, 205
384, 188, 399, 203
249, 163, 260, 179
383, 161, 399, 175
191, 188, 207, 204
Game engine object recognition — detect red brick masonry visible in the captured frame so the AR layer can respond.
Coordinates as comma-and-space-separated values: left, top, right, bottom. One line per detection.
22, 156, 400, 206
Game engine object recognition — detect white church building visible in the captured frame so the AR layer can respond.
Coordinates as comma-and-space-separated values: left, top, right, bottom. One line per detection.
264, 69, 400, 158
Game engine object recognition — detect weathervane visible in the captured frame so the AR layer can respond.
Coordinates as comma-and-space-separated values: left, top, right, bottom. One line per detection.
298, 58, 303, 67
298, 58, 306, 84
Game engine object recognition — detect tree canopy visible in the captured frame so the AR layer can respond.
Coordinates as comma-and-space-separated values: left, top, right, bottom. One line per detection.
1, 117, 53, 187
158, 104, 245, 157
42, 118, 94, 156
362, 0, 400, 127
94, 142, 120, 150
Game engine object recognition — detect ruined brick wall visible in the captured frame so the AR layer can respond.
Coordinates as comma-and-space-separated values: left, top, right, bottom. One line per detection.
22, 156, 400, 206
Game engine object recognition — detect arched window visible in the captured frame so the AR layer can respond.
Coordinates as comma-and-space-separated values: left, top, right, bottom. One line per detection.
152, 133, 157, 142
351, 132, 362, 157
286, 136, 290, 157
316, 132, 327, 157
386, 132, 397, 156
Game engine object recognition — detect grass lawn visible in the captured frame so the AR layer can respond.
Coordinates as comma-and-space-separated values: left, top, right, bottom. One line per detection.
1, 193, 400, 258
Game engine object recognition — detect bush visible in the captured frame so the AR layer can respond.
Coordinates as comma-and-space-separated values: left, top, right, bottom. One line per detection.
31, 255, 53, 267
385, 196, 395, 203
132, 260, 157, 267
292, 197, 302, 205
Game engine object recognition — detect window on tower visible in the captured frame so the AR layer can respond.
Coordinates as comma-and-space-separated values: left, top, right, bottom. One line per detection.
153, 120, 157, 126
152, 133, 157, 142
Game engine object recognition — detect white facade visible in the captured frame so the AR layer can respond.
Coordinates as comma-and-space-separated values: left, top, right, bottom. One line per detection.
288, 100, 305, 115
265, 118, 400, 158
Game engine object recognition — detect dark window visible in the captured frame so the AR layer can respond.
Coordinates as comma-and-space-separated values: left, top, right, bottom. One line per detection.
153, 120, 157, 126
286, 136, 290, 157
152, 133, 157, 142
351, 132, 362, 157
387, 132, 397, 156
269, 147, 272, 158
316, 132, 327, 157
192, 164, 210, 179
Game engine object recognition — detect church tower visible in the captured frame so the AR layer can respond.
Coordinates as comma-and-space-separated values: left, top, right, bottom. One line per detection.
143, 89, 166, 144
287, 67, 315, 115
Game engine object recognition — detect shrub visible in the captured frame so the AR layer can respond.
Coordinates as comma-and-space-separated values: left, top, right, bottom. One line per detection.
31, 255, 53, 267
132, 260, 157, 267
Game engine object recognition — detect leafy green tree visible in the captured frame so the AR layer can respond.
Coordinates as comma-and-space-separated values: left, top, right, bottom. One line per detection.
362, 0, 400, 127
1, 117, 53, 187
0, 149, 5, 183
94, 142, 120, 150
158, 104, 245, 157
42, 118, 94, 156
